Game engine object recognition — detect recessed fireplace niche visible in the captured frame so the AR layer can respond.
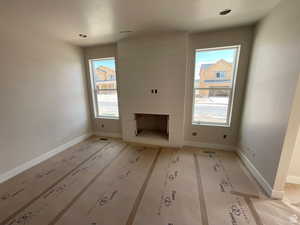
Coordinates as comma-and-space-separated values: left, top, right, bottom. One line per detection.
135, 113, 169, 140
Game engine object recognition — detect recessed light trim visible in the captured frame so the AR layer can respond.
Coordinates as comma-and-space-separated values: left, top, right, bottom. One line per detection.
219, 9, 232, 15
79, 33, 88, 38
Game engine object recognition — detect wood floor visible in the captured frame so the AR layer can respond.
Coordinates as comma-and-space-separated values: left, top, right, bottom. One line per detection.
284, 183, 300, 209
0, 137, 298, 225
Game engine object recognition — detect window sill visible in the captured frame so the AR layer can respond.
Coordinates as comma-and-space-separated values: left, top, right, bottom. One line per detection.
95, 116, 119, 120
192, 122, 230, 128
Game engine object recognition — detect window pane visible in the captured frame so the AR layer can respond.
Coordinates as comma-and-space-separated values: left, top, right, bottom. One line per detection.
91, 58, 119, 118
193, 89, 230, 124
193, 47, 239, 125
97, 90, 119, 118
92, 59, 117, 90
194, 48, 237, 89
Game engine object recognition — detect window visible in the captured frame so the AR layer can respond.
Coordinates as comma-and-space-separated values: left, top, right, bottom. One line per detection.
216, 71, 226, 79
192, 46, 240, 126
89, 57, 119, 119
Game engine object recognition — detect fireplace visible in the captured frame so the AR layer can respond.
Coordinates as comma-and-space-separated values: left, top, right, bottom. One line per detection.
135, 113, 169, 140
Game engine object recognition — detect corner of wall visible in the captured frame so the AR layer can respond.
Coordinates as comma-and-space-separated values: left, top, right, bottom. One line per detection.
236, 147, 284, 199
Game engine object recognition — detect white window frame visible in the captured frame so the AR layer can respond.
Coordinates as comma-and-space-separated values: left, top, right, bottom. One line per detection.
89, 57, 119, 119
191, 45, 241, 127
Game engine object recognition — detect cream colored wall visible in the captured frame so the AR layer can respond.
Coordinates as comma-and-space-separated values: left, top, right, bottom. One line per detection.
288, 128, 300, 179
273, 74, 300, 191
185, 26, 254, 146
83, 27, 253, 146
239, 0, 300, 190
0, 28, 91, 175
117, 32, 188, 147
83, 44, 122, 135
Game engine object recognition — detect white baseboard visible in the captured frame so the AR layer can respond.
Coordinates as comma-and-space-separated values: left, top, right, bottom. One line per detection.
184, 140, 236, 151
0, 133, 92, 184
271, 189, 285, 199
94, 131, 122, 138
237, 149, 284, 199
286, 175, 300, 184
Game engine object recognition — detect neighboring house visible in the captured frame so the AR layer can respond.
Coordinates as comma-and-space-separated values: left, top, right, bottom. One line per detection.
95, 66, 116, 90
198, 59, 233, 96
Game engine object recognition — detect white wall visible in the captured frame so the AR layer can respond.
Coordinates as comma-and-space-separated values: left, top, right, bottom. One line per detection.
83, 27, 254, 147
117, 32, 188, 147
239, 0, 300, 190
288, 128, 300, 182
185, 26, 254, 148
84, 44, 122, 136
0, 27, 91, 175
274, 74, 300, 189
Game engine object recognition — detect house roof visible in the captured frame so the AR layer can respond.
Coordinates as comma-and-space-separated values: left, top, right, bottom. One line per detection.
199, 59, 231, 72
95, 66, 116, 82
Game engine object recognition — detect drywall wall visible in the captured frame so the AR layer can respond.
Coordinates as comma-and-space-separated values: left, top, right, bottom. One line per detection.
0, 26, 91, 175
84, 27, 253, 146
84, 44, 122, 136
273, 74, 300, 191
239, 0, 300, 191
287, 128, 300, 182
184, 26, 254, 147
117, 32, 188, 147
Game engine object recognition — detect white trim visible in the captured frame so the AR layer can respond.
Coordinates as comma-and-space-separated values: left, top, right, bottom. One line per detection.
191, 45, 241, 128
237, 149, 284, 199
0, 133, 92, 184
95, 116, 119, 120
286, 175, 300, 184
192, 122, 230, 128
94, 131, 122, 138
88, 57, 120, 119
271, 189, 285, 199
183, 140, 236, 151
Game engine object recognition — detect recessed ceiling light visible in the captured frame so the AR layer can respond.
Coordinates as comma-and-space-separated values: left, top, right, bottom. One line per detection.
120, 30, 133, 34
79, 33, 88, 38
219, 9, 232, 15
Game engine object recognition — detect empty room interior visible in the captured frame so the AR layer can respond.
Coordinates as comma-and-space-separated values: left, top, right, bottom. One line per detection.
1, 0, 300, 224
